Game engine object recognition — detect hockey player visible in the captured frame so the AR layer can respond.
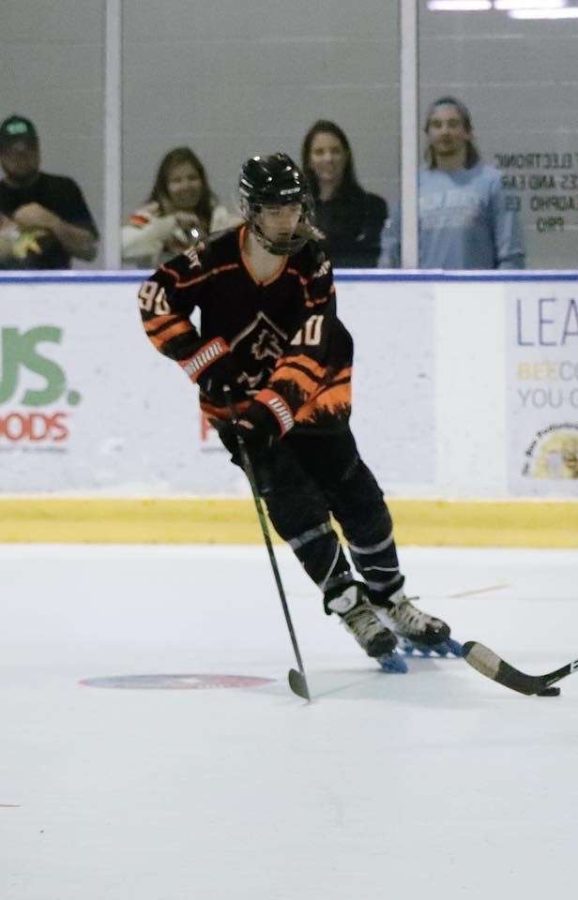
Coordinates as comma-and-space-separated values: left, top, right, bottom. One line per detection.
138, 152, 457, 669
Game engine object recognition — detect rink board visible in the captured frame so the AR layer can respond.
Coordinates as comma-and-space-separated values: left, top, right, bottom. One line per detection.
1, 271, 577, 545
1, 497, 577, 547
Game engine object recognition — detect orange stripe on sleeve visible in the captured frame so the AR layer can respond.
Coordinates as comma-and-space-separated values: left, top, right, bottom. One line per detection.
166, 262, 240, 289
144, 313, 180, 334
147, 319, 194, 350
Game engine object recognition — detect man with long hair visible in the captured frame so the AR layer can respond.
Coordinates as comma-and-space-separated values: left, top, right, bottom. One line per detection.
383, 97, 525, 269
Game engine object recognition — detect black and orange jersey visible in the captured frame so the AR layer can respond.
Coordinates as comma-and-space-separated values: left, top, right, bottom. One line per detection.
139, 224, 353, 433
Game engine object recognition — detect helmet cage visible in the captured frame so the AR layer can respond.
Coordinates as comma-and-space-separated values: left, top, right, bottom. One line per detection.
240, 195, 314, 256
239, 154, 314, 255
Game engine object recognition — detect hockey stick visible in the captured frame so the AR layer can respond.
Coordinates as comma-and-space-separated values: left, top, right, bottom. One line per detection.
462, 640, 578, 696
223, 387, 311, 701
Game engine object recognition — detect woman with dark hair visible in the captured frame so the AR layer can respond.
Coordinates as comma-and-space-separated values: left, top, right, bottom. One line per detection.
122, 146, 237, 268
301, 120, 388, 268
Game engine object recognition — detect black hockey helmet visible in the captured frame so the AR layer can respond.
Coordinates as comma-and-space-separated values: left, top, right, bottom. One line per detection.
238, 152, 314, 255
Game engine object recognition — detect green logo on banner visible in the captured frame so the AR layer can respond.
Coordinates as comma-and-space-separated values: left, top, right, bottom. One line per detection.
0, 326, 80, 407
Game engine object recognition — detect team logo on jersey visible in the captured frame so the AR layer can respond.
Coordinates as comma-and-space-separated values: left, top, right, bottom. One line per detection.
228, 313, 288, 391
251, 329, 283, 361
230, 312, 287, 361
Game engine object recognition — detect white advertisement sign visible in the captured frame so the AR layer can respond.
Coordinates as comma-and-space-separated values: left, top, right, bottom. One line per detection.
0, 282, 243, 495
506, 284, 578, 495
0, 278, 435, 496
3, 274, 576, 499
339, 280, 436, 488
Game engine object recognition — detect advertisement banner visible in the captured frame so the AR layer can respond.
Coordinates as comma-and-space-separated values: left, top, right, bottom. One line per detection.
0, 279, 436, 496
0, 284, 245, 495
506, 284, 578, 495
338, 280, 436, 488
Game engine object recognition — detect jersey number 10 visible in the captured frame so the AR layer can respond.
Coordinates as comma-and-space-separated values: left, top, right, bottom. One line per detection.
290, 315, 323, 347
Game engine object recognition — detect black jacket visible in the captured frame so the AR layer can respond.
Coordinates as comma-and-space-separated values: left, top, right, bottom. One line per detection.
313, 187, 387, 268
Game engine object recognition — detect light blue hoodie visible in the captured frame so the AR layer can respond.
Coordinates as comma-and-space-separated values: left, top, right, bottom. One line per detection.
382, 162, 526, 269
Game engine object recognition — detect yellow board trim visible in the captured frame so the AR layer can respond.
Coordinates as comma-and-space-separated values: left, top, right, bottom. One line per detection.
0, 498, 577, 548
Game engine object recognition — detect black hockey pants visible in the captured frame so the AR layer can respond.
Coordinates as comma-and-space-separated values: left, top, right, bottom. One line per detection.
242, 427, 405, 603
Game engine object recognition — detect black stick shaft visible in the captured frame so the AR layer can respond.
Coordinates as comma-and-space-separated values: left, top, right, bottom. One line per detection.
544, 659, 578, 687
223, 389, 310, 698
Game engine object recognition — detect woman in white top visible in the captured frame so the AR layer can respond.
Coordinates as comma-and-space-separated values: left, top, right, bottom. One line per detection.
122, 146, 237, 268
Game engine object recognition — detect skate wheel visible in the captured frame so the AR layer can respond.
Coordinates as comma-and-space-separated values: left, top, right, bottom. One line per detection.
377, 653, 408, 674
446, 639, 465, 657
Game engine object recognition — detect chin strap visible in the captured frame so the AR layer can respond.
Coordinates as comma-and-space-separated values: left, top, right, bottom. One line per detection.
249, 215, 324, 256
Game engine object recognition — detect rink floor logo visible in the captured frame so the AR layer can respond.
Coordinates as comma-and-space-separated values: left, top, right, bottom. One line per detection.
79, 673, 276, 690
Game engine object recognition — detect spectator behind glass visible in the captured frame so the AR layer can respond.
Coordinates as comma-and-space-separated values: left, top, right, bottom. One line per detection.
0, 114, 98, 269
122, 146, 239, 268
382, 96, 525, 269
301, 120, 388, 268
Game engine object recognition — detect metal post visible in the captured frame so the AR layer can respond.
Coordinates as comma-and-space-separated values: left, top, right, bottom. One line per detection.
103, 0, 122, 269
400, 0, 419, 269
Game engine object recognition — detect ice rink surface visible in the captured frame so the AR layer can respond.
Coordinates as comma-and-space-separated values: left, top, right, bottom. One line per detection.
1, 542, 577, 900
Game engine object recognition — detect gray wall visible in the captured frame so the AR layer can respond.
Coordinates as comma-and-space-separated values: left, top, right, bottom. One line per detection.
121, 0, 400, 223
1, 0, 105, 265
419, 5, 578, 268
2, 0, 578, 268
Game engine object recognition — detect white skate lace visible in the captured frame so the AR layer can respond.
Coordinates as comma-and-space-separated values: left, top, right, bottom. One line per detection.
389, 597, 437, 637
342, 604, 387, 644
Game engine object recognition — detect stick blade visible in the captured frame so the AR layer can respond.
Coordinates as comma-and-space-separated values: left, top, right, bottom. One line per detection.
462, 640, 538, 695
288, 668, 311, 701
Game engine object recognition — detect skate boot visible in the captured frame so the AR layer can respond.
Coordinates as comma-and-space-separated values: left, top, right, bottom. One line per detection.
324, 582, 407, 672
372, 589, 462, 657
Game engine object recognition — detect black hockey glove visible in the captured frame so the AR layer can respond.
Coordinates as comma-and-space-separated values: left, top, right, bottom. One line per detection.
178, 337, 244, 402
218, 393, 293, 465
197, 354, 245, 402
